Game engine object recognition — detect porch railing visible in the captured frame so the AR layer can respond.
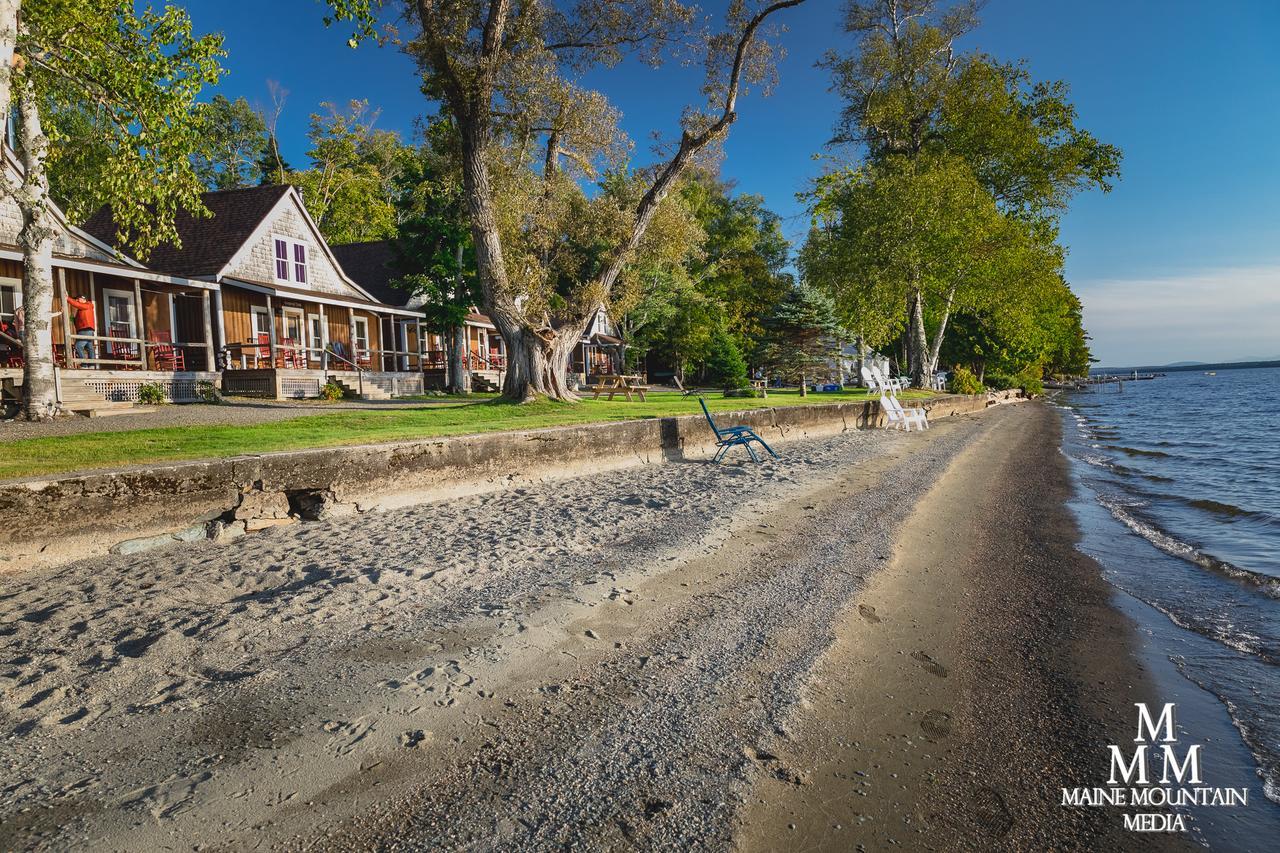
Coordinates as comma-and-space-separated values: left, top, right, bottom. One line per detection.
421, 349, 506, 371
64, 332, 214, 371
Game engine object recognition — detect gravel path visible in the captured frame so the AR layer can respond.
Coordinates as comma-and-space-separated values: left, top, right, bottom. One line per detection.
0, 397, 466, 441
0, 412, 989, 850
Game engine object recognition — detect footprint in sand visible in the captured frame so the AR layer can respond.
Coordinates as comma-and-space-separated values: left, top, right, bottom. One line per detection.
919, 709, 952, 738
910, 650, 949, 678
857, 604, 881, 623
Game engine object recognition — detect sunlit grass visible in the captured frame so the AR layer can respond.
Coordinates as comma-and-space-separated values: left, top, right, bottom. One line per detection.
0, 388, 934, 480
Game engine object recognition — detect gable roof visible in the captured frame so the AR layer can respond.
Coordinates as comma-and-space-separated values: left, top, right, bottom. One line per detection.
330, 240, 412, 307
81, 184, 291, 278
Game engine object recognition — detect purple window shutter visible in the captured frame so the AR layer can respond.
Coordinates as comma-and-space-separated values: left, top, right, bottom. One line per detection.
274, 239, 289, 280
293, 243, 307, 283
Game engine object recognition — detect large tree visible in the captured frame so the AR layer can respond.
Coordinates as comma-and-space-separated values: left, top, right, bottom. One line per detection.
391, 116, 480, 393
331, 0, 807, 401
3, 1, 223, 419
808, 0, 1118, 386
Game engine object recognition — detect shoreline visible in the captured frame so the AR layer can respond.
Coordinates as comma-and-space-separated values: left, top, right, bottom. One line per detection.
738, 402, 1186, 850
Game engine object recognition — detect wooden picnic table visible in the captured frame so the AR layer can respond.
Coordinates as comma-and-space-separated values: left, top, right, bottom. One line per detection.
589, 373, 649, 402
750, 378, 768, 398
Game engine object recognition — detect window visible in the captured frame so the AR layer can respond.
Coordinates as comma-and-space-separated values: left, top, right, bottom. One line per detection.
282, 308, 304, 345
272, 235, 309, 284
251, 306, 271, 340
308, 314, 323, 359
0, 279, 20, 321
274, 239, 289, 281
104, 289, 138, 356
352, 316, 369, 356
293, 243, 308, 283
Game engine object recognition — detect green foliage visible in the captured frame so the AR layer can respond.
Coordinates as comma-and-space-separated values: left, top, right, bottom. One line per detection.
320, 381, 346, 402
194, 380, 221, 404
287, 101, 410, 245
617, 173, 792, 382
803, 0, 1117, 382
947, 366, 983, 395
678, 171, 792, 347
755, 282, 845, 385
704, 326, 750, 390
136, 383, 168, 405
391, 115, 478, 332
30, 0, 226, 258
191, 95, 269, 190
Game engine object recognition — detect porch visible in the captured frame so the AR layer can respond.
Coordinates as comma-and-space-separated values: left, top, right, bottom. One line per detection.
420, 314, 507, 391
0, 257, 219, 374
218, 281, 426, 399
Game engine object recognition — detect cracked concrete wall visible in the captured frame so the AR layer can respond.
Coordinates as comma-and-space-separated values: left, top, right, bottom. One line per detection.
0, 394, 999, 570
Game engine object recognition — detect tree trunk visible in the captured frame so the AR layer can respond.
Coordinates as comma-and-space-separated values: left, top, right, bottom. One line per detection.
16, 86, 60, 421
800, 373, 807, 397
447, 324, 470, 394
855, 334, 867, 385
908, 289, 930, 389
0, 0, 17, 137
926, 283, 957, 378
494, 316, 580, 402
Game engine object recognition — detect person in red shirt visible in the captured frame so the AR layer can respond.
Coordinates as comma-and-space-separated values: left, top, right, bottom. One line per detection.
65, 295, 97, 366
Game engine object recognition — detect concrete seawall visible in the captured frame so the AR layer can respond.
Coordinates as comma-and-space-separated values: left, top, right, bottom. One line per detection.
0, 393, 1019, 569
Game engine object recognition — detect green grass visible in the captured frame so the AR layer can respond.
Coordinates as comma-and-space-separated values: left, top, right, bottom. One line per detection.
0, 388, 935, 481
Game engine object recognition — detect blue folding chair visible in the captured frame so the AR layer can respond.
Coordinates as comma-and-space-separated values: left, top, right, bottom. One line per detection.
699, 397, 779, 463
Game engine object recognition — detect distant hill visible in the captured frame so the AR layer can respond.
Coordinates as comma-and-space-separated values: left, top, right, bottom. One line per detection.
1093, 358, 1280, 374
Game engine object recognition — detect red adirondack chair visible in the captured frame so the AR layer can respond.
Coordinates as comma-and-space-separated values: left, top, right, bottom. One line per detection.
109, 328, 140, 367
279, 337, 300, 369
150, 330, 186, 371
255, 333, 272, 368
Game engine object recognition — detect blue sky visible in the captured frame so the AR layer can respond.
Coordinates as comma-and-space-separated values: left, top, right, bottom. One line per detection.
182, 0, 1280, 367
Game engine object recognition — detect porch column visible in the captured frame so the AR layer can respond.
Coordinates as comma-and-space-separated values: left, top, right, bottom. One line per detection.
56, 268, 74, 369
133, 278, 147, 368
319, 303, 329, 371
201, 290, 214, 373
265, 294, 278, 367
349, 313, 357, 364
212, 288, 227, 363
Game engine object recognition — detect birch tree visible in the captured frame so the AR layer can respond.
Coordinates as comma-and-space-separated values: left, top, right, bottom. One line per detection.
5, 1, 222, 419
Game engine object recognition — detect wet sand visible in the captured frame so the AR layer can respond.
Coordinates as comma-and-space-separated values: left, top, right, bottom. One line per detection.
739, 400, 1183, 851
0, 402, 1175, 850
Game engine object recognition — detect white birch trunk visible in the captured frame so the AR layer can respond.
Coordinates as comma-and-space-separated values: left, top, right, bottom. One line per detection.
15, 85, 59, 419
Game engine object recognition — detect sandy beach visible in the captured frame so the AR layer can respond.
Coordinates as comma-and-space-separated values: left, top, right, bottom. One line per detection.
0, 402, 1177, 850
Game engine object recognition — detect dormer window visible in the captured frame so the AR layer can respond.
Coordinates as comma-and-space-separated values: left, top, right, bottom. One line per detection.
273, 234, 309, 284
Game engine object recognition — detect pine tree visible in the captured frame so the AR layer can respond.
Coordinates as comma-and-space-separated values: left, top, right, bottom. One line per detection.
757, 283, 845, 396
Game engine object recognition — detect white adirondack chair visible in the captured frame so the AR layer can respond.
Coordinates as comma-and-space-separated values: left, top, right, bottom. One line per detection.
871, 364, 906, 393
880, 394, 928, 431
860, 364, 884, 393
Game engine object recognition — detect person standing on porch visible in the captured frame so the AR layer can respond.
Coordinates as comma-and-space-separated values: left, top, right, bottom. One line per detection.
66, 295, 97, 367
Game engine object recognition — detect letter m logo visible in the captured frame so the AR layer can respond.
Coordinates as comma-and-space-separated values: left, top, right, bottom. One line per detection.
1135, 703, 1177, 743
1109, 744, 1148, 785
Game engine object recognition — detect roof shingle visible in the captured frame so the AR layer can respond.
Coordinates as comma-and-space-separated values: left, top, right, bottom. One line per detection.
81, 185, 291, 278
330, 240, 416, 308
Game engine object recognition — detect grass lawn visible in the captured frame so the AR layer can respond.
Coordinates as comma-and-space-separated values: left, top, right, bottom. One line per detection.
0, 388, 935, 481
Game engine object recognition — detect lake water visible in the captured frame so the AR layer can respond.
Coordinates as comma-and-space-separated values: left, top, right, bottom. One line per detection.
1058, 366, 1280, 849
